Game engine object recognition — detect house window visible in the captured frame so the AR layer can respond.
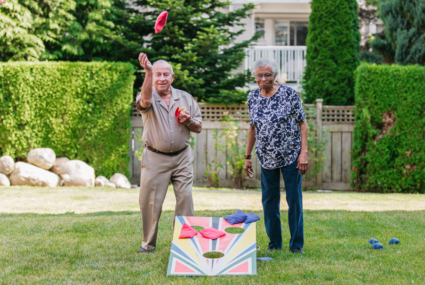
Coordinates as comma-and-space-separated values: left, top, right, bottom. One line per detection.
275, 22, 289, 46
276, 21, 308, 46
255, 18, 265, 39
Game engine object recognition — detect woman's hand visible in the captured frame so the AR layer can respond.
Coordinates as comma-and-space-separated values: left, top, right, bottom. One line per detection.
297, 152, 308, 175
244, 159, 254, 178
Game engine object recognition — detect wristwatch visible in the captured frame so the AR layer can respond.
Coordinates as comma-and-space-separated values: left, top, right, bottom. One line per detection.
244, 154, 252, 159
187, 119, 194, 127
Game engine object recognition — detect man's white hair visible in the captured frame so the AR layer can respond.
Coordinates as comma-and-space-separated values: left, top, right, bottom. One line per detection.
251, 57, 279, 79
153, 60, 174, 75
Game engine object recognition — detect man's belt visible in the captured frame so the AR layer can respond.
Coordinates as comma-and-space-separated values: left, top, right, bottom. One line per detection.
146, 145, 188, 156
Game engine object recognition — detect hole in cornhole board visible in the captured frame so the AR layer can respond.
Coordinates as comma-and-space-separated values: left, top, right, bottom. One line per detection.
203, 251, 225, 259
191, 226, 205, 232
225, 227, 245, 234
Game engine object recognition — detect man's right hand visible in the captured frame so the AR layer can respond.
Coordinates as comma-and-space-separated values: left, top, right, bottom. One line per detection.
138, 53, 153, 72
244, 159, 254, 178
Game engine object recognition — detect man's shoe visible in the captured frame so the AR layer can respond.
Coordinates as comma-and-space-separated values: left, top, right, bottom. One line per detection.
267, 247, 280, 253
138, 247, 153, 253
290, 248, 305, 254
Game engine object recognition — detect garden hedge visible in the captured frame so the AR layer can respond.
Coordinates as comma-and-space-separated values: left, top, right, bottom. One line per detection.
352, 64, 425, 193
0, 62, 135, 178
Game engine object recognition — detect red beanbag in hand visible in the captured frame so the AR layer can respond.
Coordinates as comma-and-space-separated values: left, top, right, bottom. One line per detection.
179, 223, 198, 239
199, 227, 226, 240
175, 107, 188, 124
155, 11, 168, 34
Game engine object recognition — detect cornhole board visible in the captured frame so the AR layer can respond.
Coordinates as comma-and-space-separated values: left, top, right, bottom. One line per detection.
167, 216, 257, 276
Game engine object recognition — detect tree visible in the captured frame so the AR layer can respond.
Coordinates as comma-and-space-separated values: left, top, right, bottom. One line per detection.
302, 0, 360, 105
134, 0, 257, 104
0, 0, 46, 61
372, 0, 425, 65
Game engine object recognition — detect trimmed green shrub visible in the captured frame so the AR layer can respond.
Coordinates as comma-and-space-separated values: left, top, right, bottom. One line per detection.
352, 64, 425, 193
0, 62, 135, 178
303, 0, 360, 105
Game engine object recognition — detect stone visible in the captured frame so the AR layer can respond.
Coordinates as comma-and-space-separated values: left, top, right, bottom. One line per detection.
9, 162, 60, 187
95, 176, 109, 187
61, 160, 95, 187
0, 173, 10, 186
109, 173, 131, 189
52, 157, 70, 175
59, 180, 65, 186
0, 156, 14, 175
27, 148, 56, 170
95, 176, 116, 188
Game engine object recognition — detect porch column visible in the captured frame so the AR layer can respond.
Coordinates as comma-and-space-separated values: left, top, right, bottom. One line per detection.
264, 19, 275, 46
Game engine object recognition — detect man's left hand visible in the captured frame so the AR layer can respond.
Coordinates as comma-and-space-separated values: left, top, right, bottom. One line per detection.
179, 111, 192, 125
297, 152, 308, 175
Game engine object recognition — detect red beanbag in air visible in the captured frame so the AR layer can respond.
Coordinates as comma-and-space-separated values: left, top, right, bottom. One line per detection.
155, 11, 168, 34
179, 223, 198, 239
199, 227, 226, 240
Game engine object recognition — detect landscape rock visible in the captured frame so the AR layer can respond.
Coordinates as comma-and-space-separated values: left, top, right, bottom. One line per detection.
109, 173, 131, 189
0, 156, 14, 175
9, 162, 60, 187
52, 157, 69, 175
27, 148, 56, 170
95, 176, 117, 188
0, 173, 10, 186
61, 160, 95, 187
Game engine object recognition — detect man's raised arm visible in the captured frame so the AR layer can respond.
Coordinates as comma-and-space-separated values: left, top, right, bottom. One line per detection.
137, 53, 153, 109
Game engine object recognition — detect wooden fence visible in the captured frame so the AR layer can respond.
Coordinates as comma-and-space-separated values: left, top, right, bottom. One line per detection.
129, 99, 356, 190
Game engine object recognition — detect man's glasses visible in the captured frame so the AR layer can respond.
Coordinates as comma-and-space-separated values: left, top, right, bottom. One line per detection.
256, 73, 274, 79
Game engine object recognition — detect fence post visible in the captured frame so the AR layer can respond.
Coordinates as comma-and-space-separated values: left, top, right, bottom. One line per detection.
316, 99, 323, 190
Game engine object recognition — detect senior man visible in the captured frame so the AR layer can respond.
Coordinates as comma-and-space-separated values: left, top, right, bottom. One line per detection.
136, 53, 202, 253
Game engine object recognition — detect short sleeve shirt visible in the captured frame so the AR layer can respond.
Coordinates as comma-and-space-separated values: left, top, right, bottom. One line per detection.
136, 87, 202, 153
247, 84, 306, 169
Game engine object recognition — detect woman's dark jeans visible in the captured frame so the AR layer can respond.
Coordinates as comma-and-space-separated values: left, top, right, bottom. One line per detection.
261, 158, 304, 250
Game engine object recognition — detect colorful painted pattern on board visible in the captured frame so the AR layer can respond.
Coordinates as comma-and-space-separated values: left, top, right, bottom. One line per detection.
167, 216, 257, 276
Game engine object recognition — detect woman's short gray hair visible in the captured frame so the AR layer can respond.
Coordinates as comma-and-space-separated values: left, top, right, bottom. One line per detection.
251, 57, 279, 79
153, 60, 174, 75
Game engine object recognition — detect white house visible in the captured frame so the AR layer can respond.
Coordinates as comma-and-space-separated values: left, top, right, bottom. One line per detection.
227, 0, 383, 91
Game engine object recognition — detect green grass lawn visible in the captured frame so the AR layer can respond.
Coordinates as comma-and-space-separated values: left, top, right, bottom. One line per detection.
1, 187, 425, 284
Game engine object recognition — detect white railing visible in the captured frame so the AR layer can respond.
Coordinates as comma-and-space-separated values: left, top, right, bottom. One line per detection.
245, 46, 307, 82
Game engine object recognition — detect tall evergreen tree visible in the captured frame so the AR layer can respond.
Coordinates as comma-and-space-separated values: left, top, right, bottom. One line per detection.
302, 0, 360, 105
135, 0, 257, 104
372, 0, 425, 65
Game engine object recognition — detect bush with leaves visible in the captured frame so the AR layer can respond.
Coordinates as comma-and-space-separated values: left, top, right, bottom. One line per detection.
352, 64, 425, 193
0, 62, 135, 177
302, 0, 360, 105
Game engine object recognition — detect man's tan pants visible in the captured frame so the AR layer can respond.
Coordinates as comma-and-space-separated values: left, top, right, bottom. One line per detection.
139, 146, 194, 251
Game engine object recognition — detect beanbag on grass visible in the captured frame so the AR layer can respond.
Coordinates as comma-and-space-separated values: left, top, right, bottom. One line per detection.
224, 210, 247, 225
200, 227, 226, 240
179, 223, 198, 239
244, 212, 260, 223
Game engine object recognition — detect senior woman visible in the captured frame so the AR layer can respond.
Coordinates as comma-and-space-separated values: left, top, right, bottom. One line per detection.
244, 58, 308, 254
